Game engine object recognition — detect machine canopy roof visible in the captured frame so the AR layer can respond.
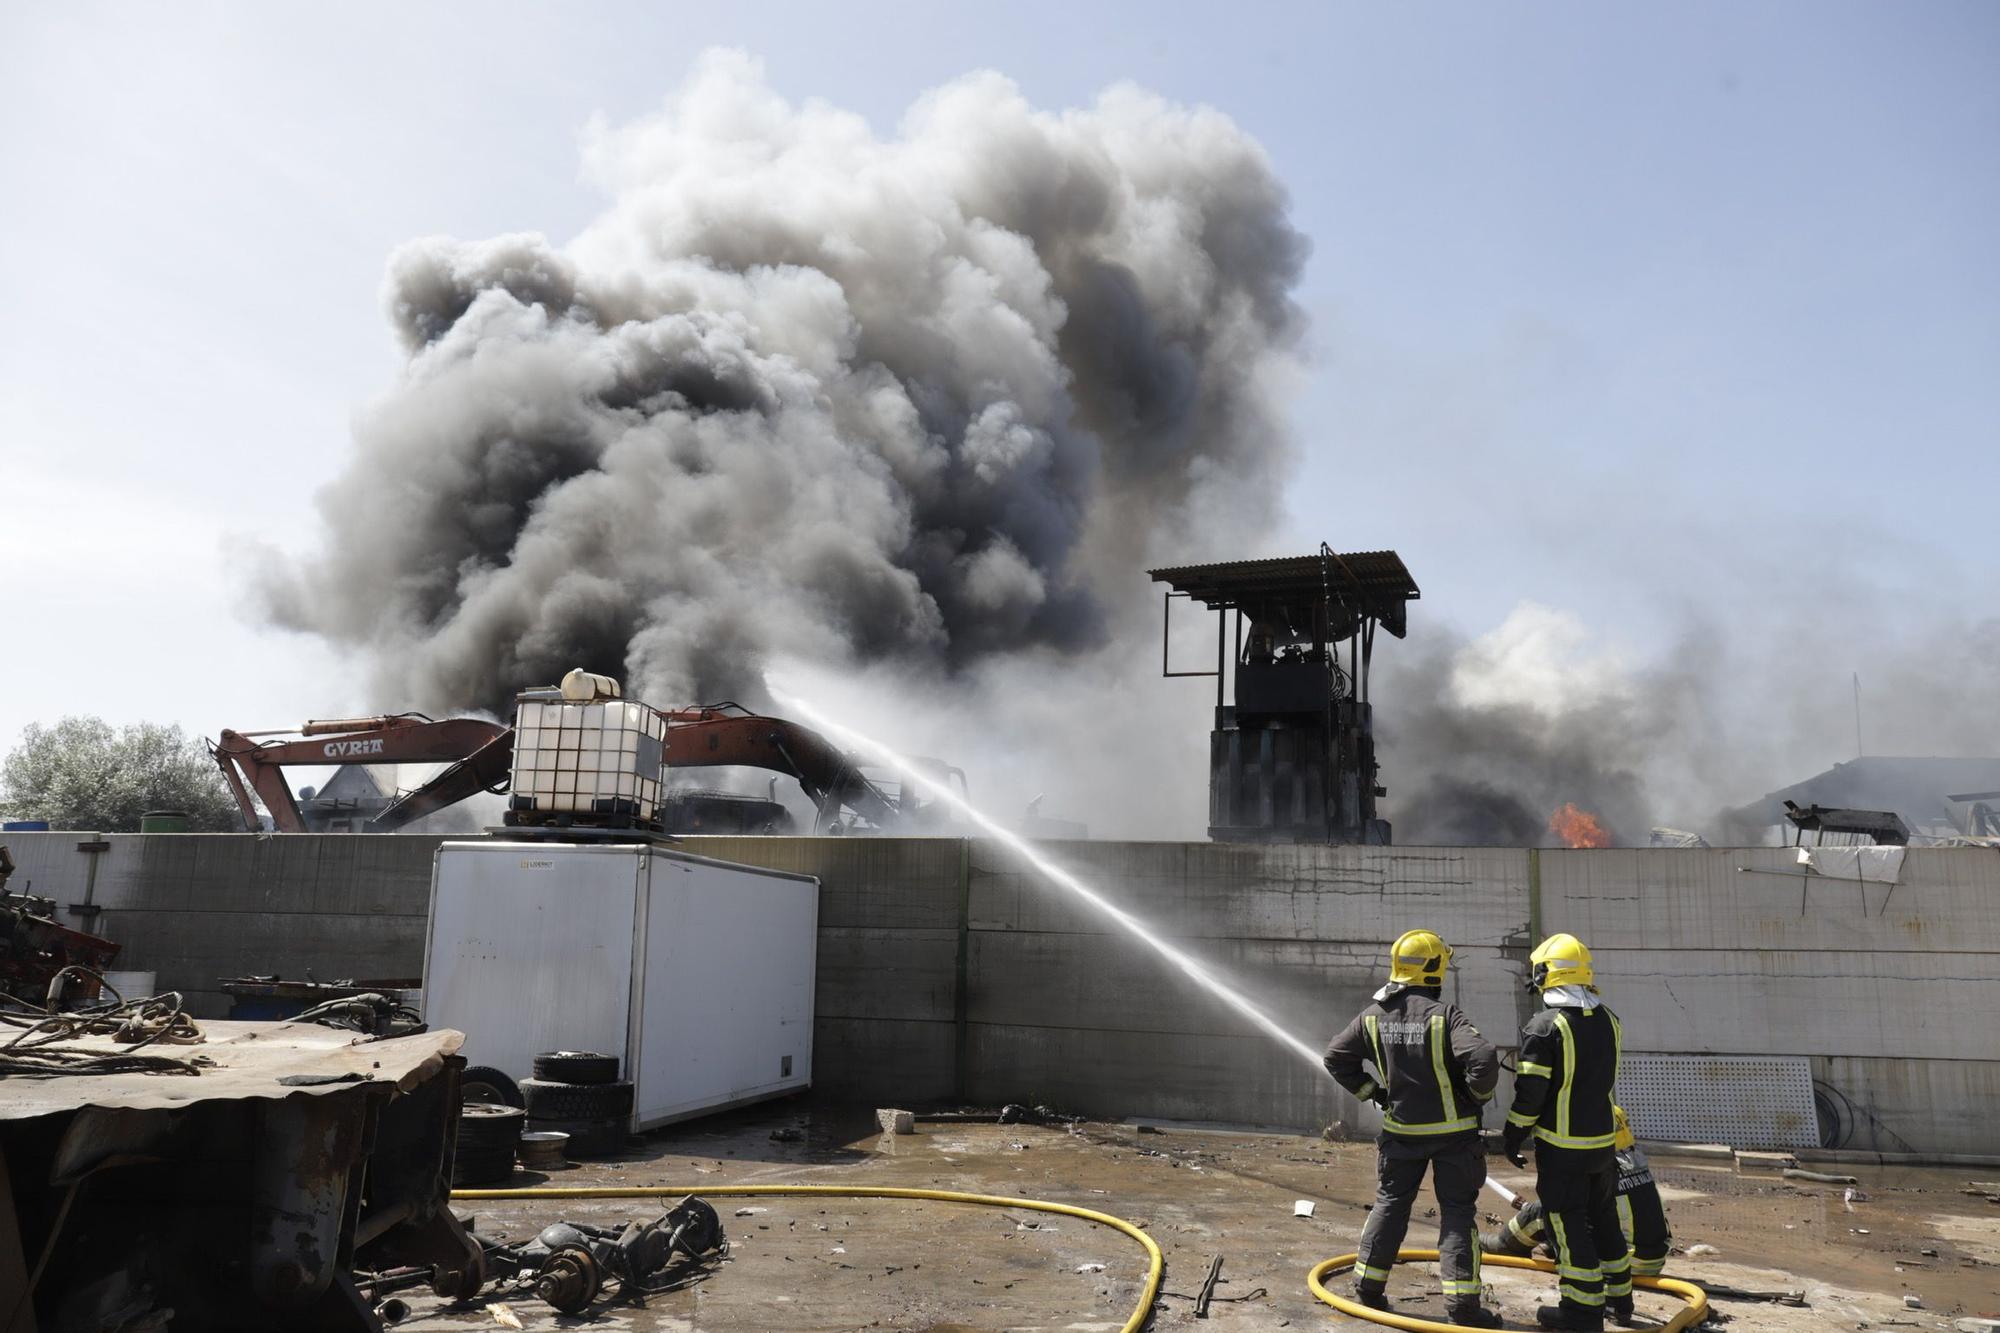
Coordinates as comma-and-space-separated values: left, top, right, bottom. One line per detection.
1148, 550, 1419, 638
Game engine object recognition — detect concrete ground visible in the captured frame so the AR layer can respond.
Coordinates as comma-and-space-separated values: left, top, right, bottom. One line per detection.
398, 1100, 2000, 1332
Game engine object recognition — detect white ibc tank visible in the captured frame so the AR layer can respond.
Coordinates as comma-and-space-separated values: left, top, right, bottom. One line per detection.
510, 693, 667, 823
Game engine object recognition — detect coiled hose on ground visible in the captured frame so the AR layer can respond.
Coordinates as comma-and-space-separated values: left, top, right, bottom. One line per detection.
1308, 1248, 1712, 1333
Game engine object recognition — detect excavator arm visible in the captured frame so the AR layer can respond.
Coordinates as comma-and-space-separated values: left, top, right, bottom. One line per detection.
212, 716, 511, 833
661, 705, 900, 830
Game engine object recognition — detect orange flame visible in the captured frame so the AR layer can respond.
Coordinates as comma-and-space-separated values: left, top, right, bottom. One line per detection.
1549, 803, 1611, 849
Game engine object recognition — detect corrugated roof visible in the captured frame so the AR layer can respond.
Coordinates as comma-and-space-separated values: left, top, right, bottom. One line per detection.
1148, 550, 1419, 612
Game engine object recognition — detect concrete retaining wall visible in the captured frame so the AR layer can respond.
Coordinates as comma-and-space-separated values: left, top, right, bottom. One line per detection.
3, 832, 1993, 1152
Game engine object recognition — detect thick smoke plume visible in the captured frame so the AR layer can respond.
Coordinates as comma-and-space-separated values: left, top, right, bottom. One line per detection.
1377, 606, 1682, 846
262, 52, 1307, 717
1379, 603, 2000, 846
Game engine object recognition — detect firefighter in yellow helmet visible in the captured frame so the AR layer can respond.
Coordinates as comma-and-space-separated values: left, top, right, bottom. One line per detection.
1503, 933, 1631, 1331
1484, 1104, 1673, 1307
1324, 930, 1502, 1327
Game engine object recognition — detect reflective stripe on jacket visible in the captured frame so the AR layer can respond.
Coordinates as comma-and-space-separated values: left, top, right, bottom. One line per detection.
1491, 1148, 1671, 1268
1324, 988, 1498, 1138
1506, 1001, 1622, 1150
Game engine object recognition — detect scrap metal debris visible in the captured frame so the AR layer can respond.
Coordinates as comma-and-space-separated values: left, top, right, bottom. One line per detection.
460, 1195, 728, 1316
0, 866, 122, 1011
0, 967, 207, 1077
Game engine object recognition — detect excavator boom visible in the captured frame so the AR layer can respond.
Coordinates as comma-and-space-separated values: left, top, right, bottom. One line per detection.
659, 706, 899, 829
212, 715, 510, 832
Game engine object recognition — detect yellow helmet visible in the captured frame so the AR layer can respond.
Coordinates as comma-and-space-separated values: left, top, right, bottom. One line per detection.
1528, 933, 1596, 991
1613, 1105, 1635, 1150
1388, 929, 1452, 986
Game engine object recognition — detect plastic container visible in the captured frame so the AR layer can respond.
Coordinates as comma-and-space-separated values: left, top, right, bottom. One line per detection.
3, 820, 51, 831
507, 696, 667, 825
102, 970, 158, 1000
560, 668, 622, 701
140, 810, 190, 833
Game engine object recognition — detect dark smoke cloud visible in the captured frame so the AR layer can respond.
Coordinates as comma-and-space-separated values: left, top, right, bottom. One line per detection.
1378, 602, 2000, 847
260, 52, 1308, 715
1376, 606, 1668, 846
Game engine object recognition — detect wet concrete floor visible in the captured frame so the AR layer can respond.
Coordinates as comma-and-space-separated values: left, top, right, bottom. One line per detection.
399, 1100, 2000, 1332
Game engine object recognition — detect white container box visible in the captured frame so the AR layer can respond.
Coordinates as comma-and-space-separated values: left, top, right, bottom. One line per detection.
509, 698, 668, 825
422, 839, 817, 1129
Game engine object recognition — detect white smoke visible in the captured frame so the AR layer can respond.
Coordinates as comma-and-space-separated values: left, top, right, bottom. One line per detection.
261, 51, 1309, 747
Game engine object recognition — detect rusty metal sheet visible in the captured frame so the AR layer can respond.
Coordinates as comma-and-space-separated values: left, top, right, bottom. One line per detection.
0, 1020, 462, 1120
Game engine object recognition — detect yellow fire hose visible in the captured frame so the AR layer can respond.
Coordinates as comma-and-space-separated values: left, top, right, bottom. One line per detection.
451, 1184, 1164, 1333
1308, 1249, 1711, 1333
455, 1186, 1712, 1332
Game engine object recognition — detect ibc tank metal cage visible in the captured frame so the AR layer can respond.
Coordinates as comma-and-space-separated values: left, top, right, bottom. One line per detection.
508, 698, 668, 824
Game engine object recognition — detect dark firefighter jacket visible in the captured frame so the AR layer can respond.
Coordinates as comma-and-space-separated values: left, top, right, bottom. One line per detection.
1490, 1148, 1671, 1261
1324, 987, 1499, 1138
1505, 1001, 1623, 1151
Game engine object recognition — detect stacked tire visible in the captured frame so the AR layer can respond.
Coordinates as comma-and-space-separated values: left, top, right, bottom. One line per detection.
454, 1103, 525, 1185
523, 1051, 632, 1157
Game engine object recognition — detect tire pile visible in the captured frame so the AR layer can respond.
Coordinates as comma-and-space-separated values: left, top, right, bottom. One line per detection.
454, 1102, 525, 1185
524, 1050, 632, 1157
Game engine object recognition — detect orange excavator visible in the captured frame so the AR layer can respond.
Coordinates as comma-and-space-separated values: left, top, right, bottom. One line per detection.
211, 715, 514, 833
213, 703, 961, 834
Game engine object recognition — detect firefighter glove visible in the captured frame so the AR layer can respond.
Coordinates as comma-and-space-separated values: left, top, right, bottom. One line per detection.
1502, 1122, 1530, 1169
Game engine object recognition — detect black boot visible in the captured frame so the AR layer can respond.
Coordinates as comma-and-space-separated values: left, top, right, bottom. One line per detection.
1607, 1294, 1636, 1325
1537, 1303, 1605, 1332
1448, 1301, 1504, 1328
1354, 1281, 1391, 1312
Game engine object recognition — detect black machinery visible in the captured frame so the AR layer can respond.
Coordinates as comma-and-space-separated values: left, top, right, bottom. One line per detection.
1150, 546, 1419, 845
466, 1196, 725, 1314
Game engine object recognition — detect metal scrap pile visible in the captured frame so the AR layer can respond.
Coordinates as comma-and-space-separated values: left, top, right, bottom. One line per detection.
0, 845, 122, 1010
359, 1196, 727, 1321
0, 967, 207, 1078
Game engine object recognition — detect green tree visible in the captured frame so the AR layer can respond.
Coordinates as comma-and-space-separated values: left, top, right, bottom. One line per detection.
0, 717, 239, 832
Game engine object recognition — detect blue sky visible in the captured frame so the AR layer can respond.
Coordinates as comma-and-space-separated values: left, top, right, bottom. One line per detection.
1, 1, 1994, 774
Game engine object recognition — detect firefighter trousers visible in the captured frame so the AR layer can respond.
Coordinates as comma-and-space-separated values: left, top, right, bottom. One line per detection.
1356, 1132, 1486, 1305
1534, 1144, 1631, 1314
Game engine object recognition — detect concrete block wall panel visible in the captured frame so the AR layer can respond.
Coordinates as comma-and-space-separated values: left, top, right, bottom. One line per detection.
968, 841, 1531, 944
1535, 847, 2000, 953
812, 1017, 957, 1102
950, 837, 1535, 1137
105, 909, 430, 1017
964, 1023, 1335, 1130
1594, 948, 2000, 1062
92, 833, 442, 916
680, 836, 965, 931
963, 933, 1520, 1052
1812, 1055, 2000, 1156
0, 830, 98, 900
816, 927, 958, 1022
